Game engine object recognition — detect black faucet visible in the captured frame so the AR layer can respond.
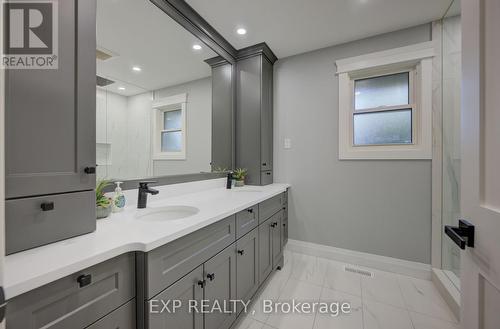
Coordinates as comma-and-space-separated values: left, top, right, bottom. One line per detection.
137, 181, 159, 209
226, 171, 233, 189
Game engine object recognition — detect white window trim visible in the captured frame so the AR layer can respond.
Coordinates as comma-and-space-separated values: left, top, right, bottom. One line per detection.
336, 42, 434, 160
151, 93, 187, 160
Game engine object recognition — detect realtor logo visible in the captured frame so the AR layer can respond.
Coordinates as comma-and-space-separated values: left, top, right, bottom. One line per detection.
2, 0, 58, 69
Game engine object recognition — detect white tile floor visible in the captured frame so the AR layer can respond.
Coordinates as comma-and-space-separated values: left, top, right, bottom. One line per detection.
234, 250, 459, 329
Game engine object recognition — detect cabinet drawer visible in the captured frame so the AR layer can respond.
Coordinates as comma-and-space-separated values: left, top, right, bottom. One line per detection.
85, 299, 135, 329
146, 215, 236, 298
6, 190, 96, 255
6, 253, 136, 329
261, 171, 273, 185
259, 193, 284, 223
236, 205, 259, 239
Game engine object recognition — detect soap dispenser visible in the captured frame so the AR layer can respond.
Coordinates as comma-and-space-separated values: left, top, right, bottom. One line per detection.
112, 181, 126, 212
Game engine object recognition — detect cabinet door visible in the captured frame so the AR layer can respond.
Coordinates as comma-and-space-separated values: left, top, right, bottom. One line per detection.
260, 57, 273, 172
236, 56, 262, 185
148, 265, 204, 329
5, 0, 96, 199
258, 217, 273, 283
271, 211, 283, 267
204, 244, 237, 329
236, 227, 259, 314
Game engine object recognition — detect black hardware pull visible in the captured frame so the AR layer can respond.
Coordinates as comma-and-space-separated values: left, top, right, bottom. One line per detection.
40, 202, 54, 211
445, 219, 475, 250
77, 274, 92, 288
197, 280, 206, 288
237, 249, 245, 255
270, 222, 278, 228
84, 166, 96, 174
262, 163, 267, 166
247, 208, 253, 213
266, 172, 271, 175
207, 273, 215, 281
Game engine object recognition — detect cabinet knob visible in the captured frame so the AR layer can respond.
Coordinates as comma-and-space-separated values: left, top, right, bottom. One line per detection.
237, 249, 245, 255
84, 166, 96, 174
77, 274, 92, 288
206, 273, 215, 281
40, 202, 54, 211
197, 280, 206, 288
247, 208, 253, 213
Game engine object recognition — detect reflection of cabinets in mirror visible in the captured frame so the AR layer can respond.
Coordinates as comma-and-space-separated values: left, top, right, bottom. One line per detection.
236, 45, 277, 185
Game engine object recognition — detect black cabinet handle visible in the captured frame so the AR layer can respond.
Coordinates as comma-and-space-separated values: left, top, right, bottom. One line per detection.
262, 163, 267, 166
40, 202, 54, 211
77, 274, 92, 288
206, 273, 215, 281
237, 249, 245, 255
266, 172, 271, 175
445, 219, 475, 250
197, 280, 206, 288
270, 222, 278, 228
247, 208, 253, 213
84, 166, 96, 174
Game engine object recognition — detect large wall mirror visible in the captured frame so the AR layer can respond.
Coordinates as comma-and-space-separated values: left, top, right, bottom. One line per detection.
95, 0, 231, 183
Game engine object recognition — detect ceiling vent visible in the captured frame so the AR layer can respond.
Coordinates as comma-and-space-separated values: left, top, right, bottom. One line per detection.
96, 75, 115, 87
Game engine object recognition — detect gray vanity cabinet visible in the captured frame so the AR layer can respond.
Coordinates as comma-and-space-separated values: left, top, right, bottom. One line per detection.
204, 244, 237, 329
6, 253, 135, 329
236, 227, 259, 314
148, 265, 204, 329
236, 205, 259, 238
258, 216, 273, 283
236, 45, 277, 186
5, 0, 96, 198
85, 300, 136, 329
271, 211, 284, 266
5, 0, 97, 254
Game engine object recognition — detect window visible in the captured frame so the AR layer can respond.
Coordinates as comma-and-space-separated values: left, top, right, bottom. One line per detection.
336, 42, 434, 159
353, 71, 414, 146
152, 94, 187, 160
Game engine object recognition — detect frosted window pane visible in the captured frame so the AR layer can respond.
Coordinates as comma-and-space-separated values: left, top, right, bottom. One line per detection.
164, 110, 182, 130
353, 109, 412, 145
161, 131, 182, 152
355, 73, 409, 110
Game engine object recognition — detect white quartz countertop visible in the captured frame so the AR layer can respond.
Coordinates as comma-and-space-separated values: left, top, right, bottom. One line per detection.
5, 180, 289, 299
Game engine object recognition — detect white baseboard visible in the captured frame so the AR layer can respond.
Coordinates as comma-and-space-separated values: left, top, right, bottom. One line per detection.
287, 239, 432, 280
432, 269, 460, 320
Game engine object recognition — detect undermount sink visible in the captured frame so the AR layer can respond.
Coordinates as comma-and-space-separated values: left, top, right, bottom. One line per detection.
135, 206, 199, 221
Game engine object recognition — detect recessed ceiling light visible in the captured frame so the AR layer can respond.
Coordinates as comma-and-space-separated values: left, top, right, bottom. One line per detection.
236, 28, 247, 35
192, 44, 202, 50
118, 87, 126, 91
132, 66, 141, 72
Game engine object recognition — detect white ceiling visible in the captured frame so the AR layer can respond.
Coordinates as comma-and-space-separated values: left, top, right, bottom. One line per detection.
96, 0, 216, 96
185, 0, 454, 58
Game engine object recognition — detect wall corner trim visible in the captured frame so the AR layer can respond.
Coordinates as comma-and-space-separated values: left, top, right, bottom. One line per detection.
287, 239, 432, 280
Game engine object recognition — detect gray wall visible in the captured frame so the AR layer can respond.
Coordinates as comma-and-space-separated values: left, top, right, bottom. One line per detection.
154, 77, 212, 176
274, 24, 432, 263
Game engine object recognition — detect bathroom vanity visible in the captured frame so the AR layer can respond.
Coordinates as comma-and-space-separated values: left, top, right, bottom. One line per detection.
5, 180, 289, 329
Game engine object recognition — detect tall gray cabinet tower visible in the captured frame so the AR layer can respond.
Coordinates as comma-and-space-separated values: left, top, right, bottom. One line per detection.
235, 44, 277, 185
5, 0, 97, 254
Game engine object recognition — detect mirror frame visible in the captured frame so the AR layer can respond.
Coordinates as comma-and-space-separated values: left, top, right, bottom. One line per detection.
103, 0, 237, 190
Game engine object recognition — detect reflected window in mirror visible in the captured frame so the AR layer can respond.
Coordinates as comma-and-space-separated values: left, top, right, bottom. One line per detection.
95, 0, 218, 181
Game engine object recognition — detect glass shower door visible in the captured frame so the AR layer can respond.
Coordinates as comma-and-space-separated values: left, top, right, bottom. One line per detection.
441, 11, 462, 289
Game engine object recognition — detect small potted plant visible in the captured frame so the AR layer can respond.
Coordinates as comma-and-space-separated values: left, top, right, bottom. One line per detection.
96, 179, 113, 219
233, 168, 248, 187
